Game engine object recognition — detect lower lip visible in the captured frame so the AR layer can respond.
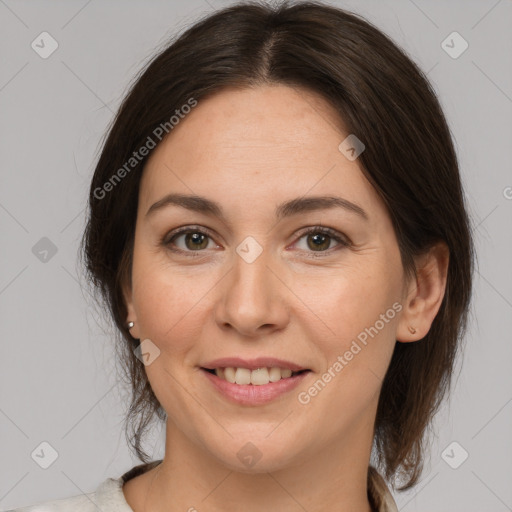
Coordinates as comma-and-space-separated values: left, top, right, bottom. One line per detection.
200, 368, 310, 406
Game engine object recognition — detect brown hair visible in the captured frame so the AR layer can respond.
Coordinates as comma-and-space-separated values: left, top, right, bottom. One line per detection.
79, 0, 474, 491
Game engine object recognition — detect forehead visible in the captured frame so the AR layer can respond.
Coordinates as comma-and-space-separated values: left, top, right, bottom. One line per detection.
139, 85, 383, 219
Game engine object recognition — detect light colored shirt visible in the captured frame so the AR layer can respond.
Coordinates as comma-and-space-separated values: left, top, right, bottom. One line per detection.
8, 461, 398, 512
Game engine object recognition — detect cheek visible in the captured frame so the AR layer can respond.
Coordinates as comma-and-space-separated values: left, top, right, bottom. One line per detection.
311, 264, 399, 328
131, 252, 215, 351
300, 268, 401, 417
301, 256, 402, 366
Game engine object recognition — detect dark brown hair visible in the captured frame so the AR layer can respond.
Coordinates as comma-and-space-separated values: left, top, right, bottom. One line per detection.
80, 0, 474, 491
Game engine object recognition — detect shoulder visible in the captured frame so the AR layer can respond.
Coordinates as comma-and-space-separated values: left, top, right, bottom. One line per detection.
8, 461, 163, 512
7, 491, 96, 511
8, 477, 128, 512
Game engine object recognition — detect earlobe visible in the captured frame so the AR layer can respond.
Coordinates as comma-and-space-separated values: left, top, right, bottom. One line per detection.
122, 280, 140, 339
396, 242, 449, 343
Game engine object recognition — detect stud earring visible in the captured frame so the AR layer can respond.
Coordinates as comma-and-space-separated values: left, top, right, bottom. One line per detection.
126, 321, 139, 346
408, 326, 417, 334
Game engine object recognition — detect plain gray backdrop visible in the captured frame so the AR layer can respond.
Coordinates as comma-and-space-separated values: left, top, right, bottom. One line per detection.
1, 0, 511, 510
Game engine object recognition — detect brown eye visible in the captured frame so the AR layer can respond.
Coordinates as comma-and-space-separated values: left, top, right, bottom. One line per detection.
181, 232, 210, 250
306, 232, 332, 251
164, 227, 217, 253
294, 227, 350, 255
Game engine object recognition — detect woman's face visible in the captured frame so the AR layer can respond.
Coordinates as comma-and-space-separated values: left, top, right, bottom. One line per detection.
124, 84, 410, 471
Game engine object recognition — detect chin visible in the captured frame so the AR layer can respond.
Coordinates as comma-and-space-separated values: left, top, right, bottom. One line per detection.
206, 436, 301, 474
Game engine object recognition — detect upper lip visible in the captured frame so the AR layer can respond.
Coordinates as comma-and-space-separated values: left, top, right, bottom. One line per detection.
201, 357, 308, 372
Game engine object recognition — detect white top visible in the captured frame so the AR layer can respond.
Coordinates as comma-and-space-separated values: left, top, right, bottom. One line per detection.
8, 477, 131, 512
8, 462, 398, 512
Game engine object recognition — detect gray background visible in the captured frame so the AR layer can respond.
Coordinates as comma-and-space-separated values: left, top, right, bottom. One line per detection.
1, 0, 511, 510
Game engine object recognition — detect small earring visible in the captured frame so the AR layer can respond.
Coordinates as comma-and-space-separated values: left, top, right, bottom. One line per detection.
408, 326, 417, 334
127, 321, 134, 329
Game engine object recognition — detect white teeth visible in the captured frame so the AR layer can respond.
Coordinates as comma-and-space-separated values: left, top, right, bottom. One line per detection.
269, 367, 282, 382
235, 368, 251, 385
213, 367, 298, 385
251, 368, 269, 385
281, 369, 292, 379
223, 367, 236, 383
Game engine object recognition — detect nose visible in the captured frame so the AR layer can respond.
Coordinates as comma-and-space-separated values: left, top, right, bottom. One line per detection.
214, 247, 290, 338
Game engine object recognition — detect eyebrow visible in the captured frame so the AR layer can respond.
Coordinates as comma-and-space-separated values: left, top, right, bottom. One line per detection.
145, 193, 369, 222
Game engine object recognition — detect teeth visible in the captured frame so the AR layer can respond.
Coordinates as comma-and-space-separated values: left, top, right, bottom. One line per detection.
223, 367, 235, 383
268, 367, 282, 382
251, 368, 269, 385
235, 368, 251, 385
214, 367, 296, 385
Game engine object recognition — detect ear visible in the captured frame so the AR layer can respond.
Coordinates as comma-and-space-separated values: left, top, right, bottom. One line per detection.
122, 274, 141, 340
396, 241, 449, 343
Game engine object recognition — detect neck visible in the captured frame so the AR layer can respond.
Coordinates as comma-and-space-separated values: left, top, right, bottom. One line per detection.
143, 417, 374, 512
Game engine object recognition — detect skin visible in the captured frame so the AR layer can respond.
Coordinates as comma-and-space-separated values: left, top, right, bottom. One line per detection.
122, 84, 449, 512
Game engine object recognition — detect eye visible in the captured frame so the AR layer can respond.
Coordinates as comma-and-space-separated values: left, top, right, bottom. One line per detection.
162, 226, 218, 254
161, 225, 350, 257
292, 226, 350, 256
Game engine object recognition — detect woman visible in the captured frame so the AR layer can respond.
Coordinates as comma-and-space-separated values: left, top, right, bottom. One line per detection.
14, 0, 473, 510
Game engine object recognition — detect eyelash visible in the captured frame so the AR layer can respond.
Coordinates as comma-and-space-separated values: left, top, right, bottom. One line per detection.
161, 225, 350, 258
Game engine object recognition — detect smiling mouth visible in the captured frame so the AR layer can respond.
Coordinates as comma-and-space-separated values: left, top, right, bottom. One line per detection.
201, 367, 310, 385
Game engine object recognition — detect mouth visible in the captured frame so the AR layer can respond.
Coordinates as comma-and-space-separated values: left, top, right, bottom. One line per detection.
200, 366, 312, 405
199, 357, 312, 404
200, 367, 311, 385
